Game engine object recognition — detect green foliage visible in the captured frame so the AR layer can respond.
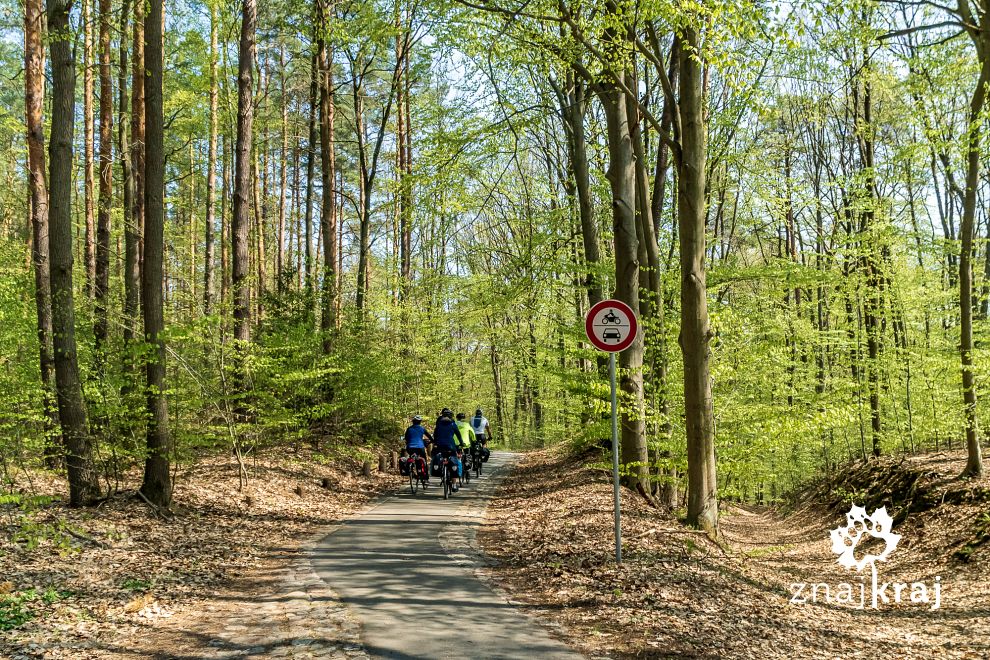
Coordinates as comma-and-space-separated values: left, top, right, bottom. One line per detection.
0, 586, 69, 631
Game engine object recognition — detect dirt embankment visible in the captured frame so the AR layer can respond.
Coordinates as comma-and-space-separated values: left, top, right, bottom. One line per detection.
478, 449, 990, 659
1, 449, 400, 659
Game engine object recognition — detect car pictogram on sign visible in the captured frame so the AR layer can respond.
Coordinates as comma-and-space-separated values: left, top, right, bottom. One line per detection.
602, 328, 622, 342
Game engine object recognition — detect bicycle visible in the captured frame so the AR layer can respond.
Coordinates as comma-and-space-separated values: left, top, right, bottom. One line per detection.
438, 452, 463, 499
461, 450, 472, 485
408, 454, 428, 495
471, 442, 484, 477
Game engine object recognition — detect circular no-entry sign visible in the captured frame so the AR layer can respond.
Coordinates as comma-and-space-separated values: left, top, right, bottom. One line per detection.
585, 299, 638, 353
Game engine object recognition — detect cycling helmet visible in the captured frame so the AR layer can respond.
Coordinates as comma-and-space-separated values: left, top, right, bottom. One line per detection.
475, 408, 483, 416
412, 415, 423, 423
441, 408, 453, 418
456, 412, 466, 420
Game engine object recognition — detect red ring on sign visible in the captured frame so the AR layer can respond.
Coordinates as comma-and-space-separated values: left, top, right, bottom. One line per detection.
585, 299, 638, 353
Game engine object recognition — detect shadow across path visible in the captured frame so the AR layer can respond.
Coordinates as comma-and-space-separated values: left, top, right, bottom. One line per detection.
312, 453, 584, 660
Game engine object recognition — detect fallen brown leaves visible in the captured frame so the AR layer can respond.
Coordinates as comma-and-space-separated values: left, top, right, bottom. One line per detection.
478, 449, 990, 659
1, 448, 400, 658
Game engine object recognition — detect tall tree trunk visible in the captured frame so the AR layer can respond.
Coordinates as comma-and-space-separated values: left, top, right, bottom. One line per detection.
221, 133, 230, 306
94, 0, 112, 354
678, 27, 718, 534
253, 152, 266, 321
126, 0, 144, 352
140, 0, 172, 508
304, 48, 318, 302
859, 74, 883, 458
233, 0, 256, 395
960, 45, 988, 477
277, 47, 288, 291
204, 1, 218, 315
83, 0, 96, 298
354, 81, 370, 314
600, 72, 651, 500
396, 10, 412, 292
318, 4, 337, 351
117, 0, 131, 330
565, 74, 602, 310
26, 0, 59, 466
47, 0, 101, 506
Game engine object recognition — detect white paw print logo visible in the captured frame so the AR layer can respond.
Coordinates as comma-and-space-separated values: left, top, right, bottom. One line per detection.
829, 505, 901, 571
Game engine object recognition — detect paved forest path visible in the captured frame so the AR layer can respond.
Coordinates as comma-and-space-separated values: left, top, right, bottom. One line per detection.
312, 452, 584, 660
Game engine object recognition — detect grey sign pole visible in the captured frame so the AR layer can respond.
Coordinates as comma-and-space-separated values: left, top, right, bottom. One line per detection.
609, 351, 622, 564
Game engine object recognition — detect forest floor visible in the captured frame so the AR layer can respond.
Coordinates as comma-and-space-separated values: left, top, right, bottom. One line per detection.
1, 447, 400, 659
478, 448, 990, 659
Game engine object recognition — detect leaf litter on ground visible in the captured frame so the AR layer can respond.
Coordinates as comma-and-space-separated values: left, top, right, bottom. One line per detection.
1, 448, 400, 658
478, 448, 990, 659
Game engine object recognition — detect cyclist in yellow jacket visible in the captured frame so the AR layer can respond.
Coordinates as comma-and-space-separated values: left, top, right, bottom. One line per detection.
455, 412, 476, 454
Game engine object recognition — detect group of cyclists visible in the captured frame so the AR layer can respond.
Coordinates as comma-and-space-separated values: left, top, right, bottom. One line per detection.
402, 408, 493, 495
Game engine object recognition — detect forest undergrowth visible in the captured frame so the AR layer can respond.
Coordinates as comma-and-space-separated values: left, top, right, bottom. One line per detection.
0, 445, 400, 658
479, 448, 990, 659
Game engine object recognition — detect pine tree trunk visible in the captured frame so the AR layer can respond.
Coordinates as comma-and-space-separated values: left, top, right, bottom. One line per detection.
204, 2, 218, 315
304, 48, 317, 302
94, 0, 113, 354
233, 0, 256, 396
83, 0, 96, 298
47, 0, 101, 507
277, 47, 288, 291
126, 0, 144, 352
26, 0, 59, 466
253, 152, 266, 322
678, 27, 718, 534
318, 3, 337, 352
117, 0, 131, 333
140, 0, 172, 508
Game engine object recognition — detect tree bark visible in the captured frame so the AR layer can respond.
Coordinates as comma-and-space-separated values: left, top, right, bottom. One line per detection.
204, 2, 218, 315
94, 0, 113, 354
82, 0, 96, 298
47, 0, 101, 506
126, 0, 144, 352
960, 44, 988, 477
140, 0, 172, 508
26, 0, 59, 465
117, 0, 131, 337
318, 2, 337, 351
677, 28, 718, 534
233, 0, 256, 395
277, 46, 288, 291
600, 72, 651, 500
304, 48, 318, 302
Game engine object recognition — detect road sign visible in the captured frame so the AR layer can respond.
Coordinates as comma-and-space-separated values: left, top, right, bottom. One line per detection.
583, 299, 639, 565
585, 299, 637, 353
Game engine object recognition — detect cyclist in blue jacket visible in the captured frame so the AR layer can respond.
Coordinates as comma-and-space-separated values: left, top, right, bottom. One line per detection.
404, 415, 432, 482
431, 408, 463, 491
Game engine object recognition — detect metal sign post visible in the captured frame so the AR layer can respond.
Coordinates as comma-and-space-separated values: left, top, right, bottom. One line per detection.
609, 351, 621, 564
585, 299, 638, 565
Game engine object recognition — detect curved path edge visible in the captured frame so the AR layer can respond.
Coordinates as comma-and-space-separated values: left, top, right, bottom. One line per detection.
309, 452, 586, 660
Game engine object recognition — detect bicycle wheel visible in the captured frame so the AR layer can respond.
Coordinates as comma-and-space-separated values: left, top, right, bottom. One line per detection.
409, 469, 416, 495
443, 471, 450, 499
464, 462, 471, 484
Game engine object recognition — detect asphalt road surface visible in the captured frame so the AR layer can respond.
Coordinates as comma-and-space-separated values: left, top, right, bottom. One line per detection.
311, 452, 584, 660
